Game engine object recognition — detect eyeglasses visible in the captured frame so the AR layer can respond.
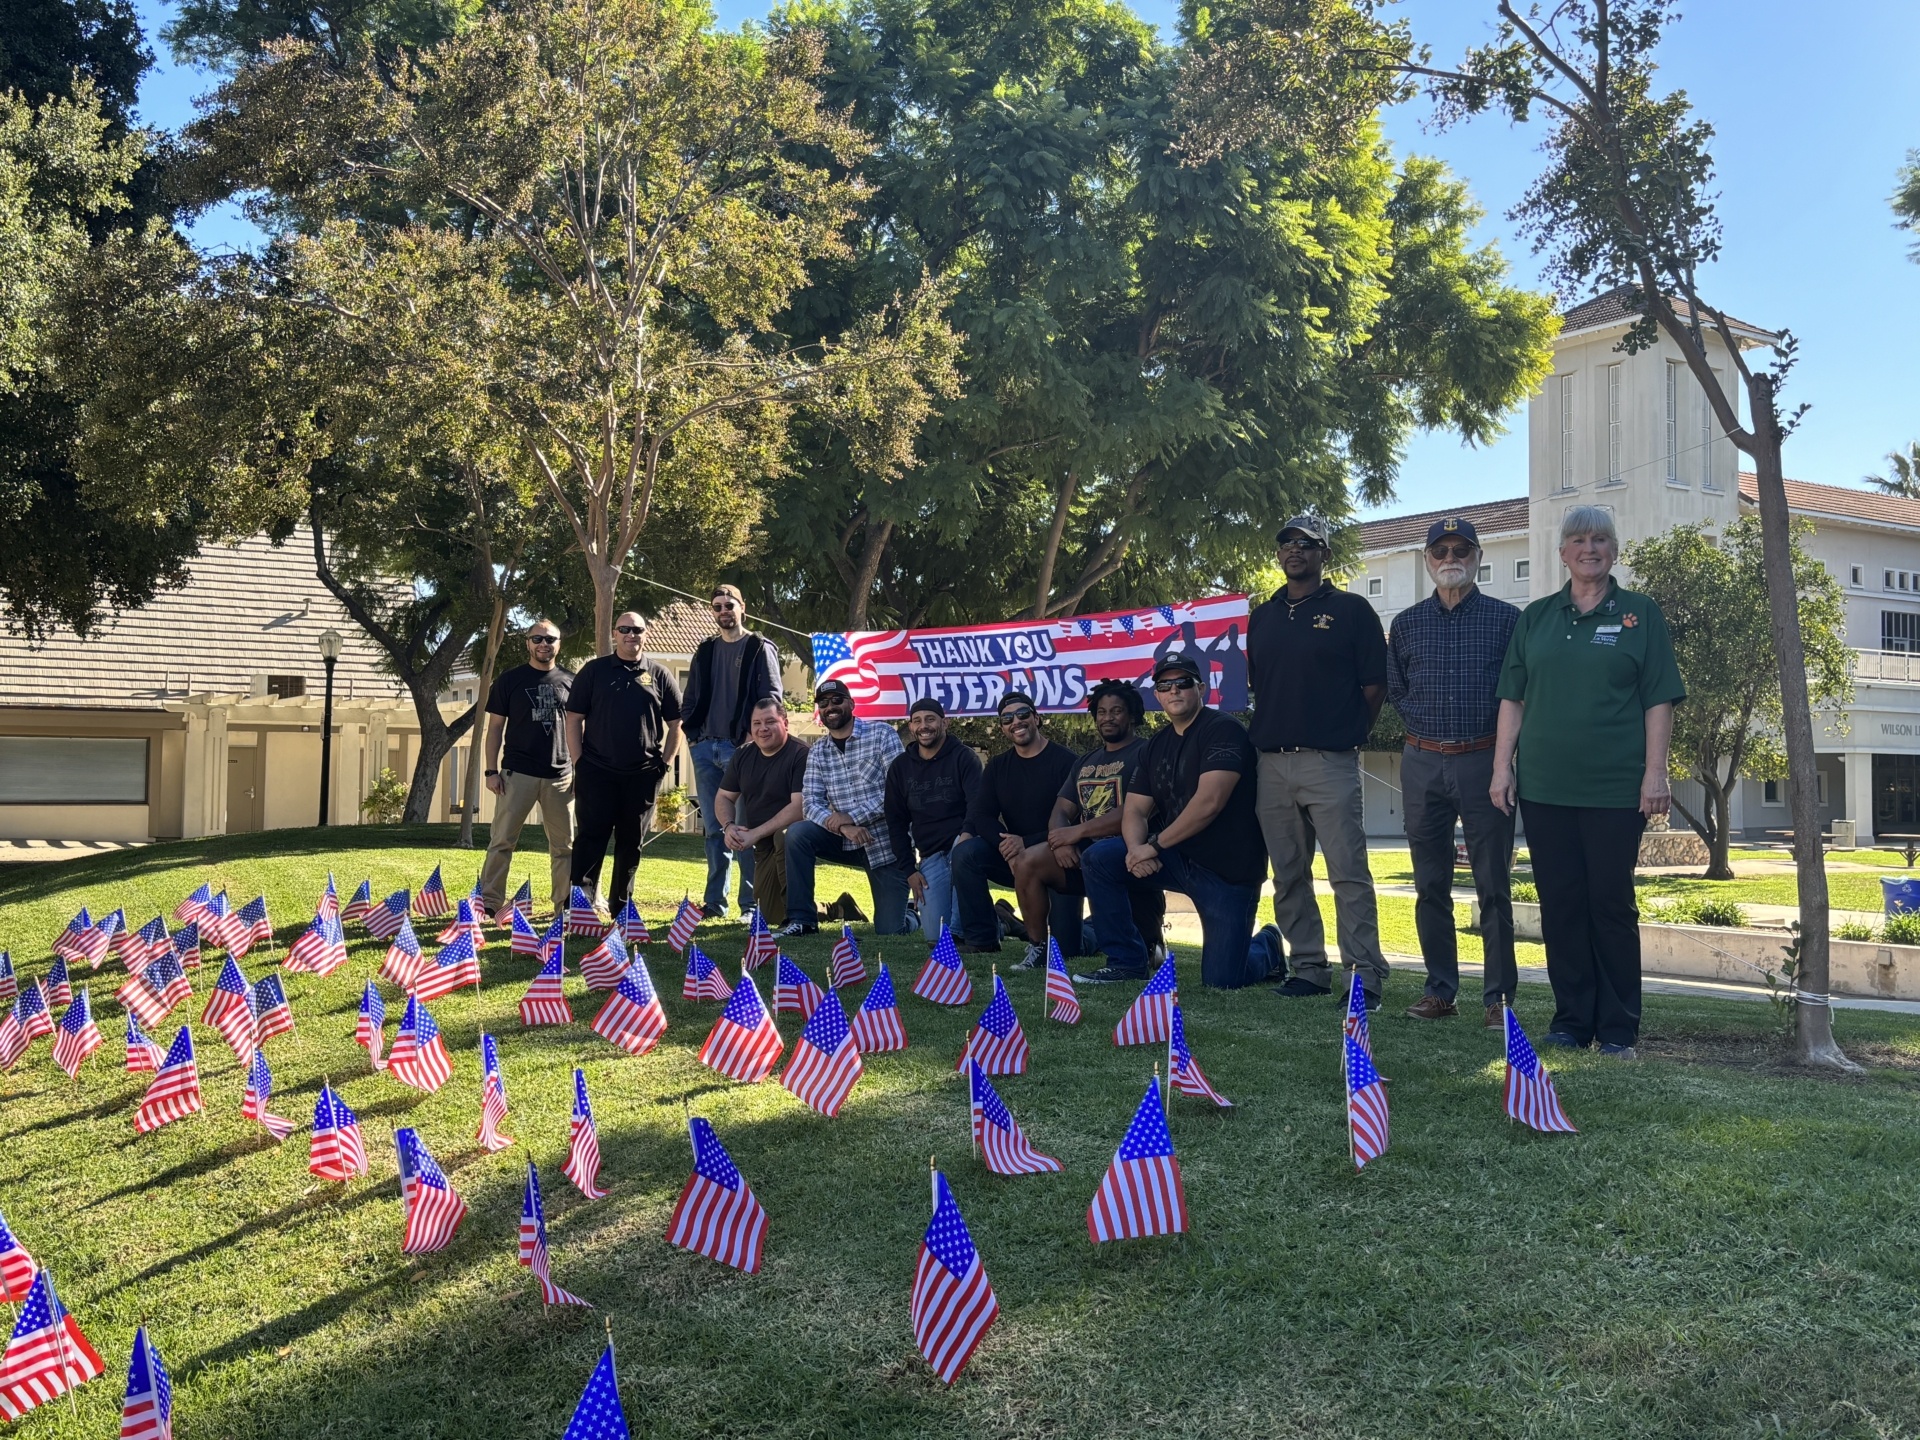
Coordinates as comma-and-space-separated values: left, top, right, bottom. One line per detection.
1154, 676, 1199, 692
711, 602, 738, 612
527, 634, 559, 645
997, 707, 1036, 724
1277, 537, 1323, 551
1428, 543, 1476, 560
814, 690, 848, 704
615, 625, 646, 636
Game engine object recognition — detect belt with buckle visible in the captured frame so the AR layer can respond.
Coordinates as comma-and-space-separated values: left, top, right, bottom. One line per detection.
1405, 734, 1495, 755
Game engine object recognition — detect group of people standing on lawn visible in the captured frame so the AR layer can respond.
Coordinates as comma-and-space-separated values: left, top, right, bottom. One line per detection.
481, 501, 1682, 1059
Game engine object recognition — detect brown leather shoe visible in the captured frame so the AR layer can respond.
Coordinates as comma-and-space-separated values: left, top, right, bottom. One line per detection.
1404, 995, 1457, 1020
1484, 1005, 1504, 1029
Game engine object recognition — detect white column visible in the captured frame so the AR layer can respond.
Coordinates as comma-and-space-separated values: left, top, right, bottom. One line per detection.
1846, 751, 1876, 846
207, 707, 231, 835
179, 708, 209, 839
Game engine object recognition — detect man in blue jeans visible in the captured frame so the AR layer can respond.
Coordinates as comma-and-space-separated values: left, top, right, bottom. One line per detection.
681, 584, 783, 918
1079, 652, 1272, 989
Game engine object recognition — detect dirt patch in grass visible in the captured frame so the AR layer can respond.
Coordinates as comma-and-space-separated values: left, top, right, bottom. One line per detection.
1639, 1030, 1920, 1081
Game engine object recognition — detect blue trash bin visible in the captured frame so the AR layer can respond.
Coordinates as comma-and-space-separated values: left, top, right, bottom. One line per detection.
1881, 876, 1920, 915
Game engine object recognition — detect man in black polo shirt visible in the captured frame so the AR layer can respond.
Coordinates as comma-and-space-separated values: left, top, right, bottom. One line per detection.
1078, 652, 1269, 987
564, 610, 683, 912
1249, 513, 1391, 1004
949, 692, 1077, 953
478, 619, 575, 917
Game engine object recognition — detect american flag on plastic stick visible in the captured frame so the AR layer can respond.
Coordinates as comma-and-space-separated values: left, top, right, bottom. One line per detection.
616, 897, 651, 947
249, 972, 295, 1044
318, 872, 340, 920
1343, 969, 1372, 1056
666, 896, 701, 953
200, 893, 238, 954
284, 913, 331, 973
508, 878, 533, 921
103, 910, 132, 961
52, 988, 102, 1078
0, 951, 13, 1007
563, 1068, 608, 1199
563, 1343, 628, 1440
356, 981, 387, 1069
849, 961, 907, 1052
772, 955, 823, 1019
0, 1269, 105, 1422
0, 1007, 26, 1072
342, 878, 373, 927
72, 918, 114, 971
18, 979, 54, 1040
435, 895, 483, 948
591, 959, 667, 1057
1503, 1007, 1577, 1134
120, 1323, 172, 1440
139, 950, 197, 1018
567, 886, 611, 940
1044, 937, 1081, 1023
387, 995, 453, 1092
125, 1009, 164, 1072
231, 894, 272, 959
395, 1126, 467, 1253
954, 971, 1029, 1075
51, 907, 90, 963
696, 972, 784, 1082
0, 1212, 34, 1302
742, 907, 777, 971
477, 1032, 513, 1152
911, 922, 973, 1007
414, 930, 482, 1004
780, 989, 863, 1117
1345, 1034, 1390, 1168
201, 956, 256, 1059
171, 922, 201, 971
379, 918, 424, 991
579, 929, 630, 991
1087, 1074, 1187, 1242
174, 885, 211, 924
415, 864, 451, 919
1113, 954, 1178, 1046
1168, 1003, 1231, 1107
44, 954, 72, 1008
519, 1161, 591, 1308
665, 1116, 767, 1273
242, 1048, 295, 1141
129, 917, 169, 974
365, 889, 411, 941
969, 1060, 1060, 1175
682, 945, 732, 1003
134, 1027, 202, 1134
829, 923, 865, 990
465, 878, 489, 926
911, 1168, 999, 1385
309, 1083, 368, 1182
509, 905, 544, 958
519, 946, 573, 1028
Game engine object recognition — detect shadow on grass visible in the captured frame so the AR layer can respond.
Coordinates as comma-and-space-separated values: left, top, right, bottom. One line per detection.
125, 1184, 388, 1287
86, 1131, 285, 1206
0, 1088, 143, 1138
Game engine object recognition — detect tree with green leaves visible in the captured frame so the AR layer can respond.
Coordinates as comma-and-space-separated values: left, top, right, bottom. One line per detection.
1894, 148, 1920, 258
1625, 518, 1852, 883
1865, 441, 1920, 499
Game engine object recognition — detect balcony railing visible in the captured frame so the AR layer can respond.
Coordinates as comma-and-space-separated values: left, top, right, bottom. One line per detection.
1854, 649, 1920, 684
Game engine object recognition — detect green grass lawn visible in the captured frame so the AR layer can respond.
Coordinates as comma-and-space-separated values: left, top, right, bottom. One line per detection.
3, 829, 1919, 1438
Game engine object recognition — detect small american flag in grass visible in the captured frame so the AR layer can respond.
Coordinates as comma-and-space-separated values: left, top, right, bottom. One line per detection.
848, 962, 907, 1052
378, 919, 424, 991
780, 988, 863, 1117
519, 1160, 590, 1308
1168, 1002, 1231, 1107
1346, 1034, 1390, 1168
309, 1083, 367, 1182
134, 1028, 202, 1135
1044, 938, 1080, 1024
356, 981, 386, 1069
364, 889, 411, 941
911, 922, 973, 1007
911, 1169, 998, 1385
772, 955, 824, 1019
968, 1060, 1059, 1175
119, 1324, 172, 1440
519, 946, 573, 1028
1087, 1075, 1186, 1243
953, 971, 1029, 1075
742, 907, 777, 971
241, 1048, 295, 1141
0, 1269, 105, 1422
665, 1117, 767, 1273
1503, 1007, 1577, 1134
563, 1068, 607, 1200
476, 1032, 513, 1152
590, 959, 667, 1058
666, 896, 701, 953
829, 923, 865, 990
52, 989, 102, 1078
682, 945, 732, 1004
1112, 954, 1177, 1047
696, 972, 784, 1083
387, 996, 452, 1093
395, 1126, 467, 1253
579, 929, 630, 992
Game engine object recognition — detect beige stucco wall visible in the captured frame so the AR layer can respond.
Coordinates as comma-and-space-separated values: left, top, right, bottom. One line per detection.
262, 729, 323, 830
0, 803, 152, 842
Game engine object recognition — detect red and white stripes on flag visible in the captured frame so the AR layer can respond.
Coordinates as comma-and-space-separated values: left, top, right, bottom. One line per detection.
772, 955, 824, 1019
387, 996, 453, 1093
509, 906, 544, 958
742, 907, 778, 972
1087, 1076, 1187, 1243
567, 886, 612, 940
589, 959, 668, 1058
134, 1028, 203, 1135
968, 1060, 1060, 1176
199, 956, 257, 1061
364, 890, 411, 942
119, 1323, 172, 1440
665, 1117, 768, 1274
849, 962, 908, 1052
519, 1161, 591, 1308
241, 1048, 296, 1141
829, 924, 866, 990
0, 1213, 32, 1302
518, 946, 573, 1028
696, 973, 784, 1083
563, 1068, 607, 1199
310, 1084, 368, 1182
1044, 938, 1081, 1024
476, 1033, 513, 1153
0, 1269, 106, 1422
666, 896, 701, 953
378, 920, 424, 992
911, 923, 973, 1007
356, 981, 386, 1070
683, 945, 733, 1004
1503, 1007, 1577, 1134
616, 897, 652, 948
779, 990, 863, 1118
1112, 954, 1178, 1046
1168, 1003, 1231, 1107
1345, 1035, 1390, 1168
953, 972, 1029, 1075
910, 1170, 998, 1385
124, 1010, 164, 1073
578, 930, 630, 991
395, 1127, 467, 1253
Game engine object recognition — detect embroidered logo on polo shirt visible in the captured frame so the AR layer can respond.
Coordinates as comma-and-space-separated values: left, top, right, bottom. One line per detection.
1622, 612, 1640, 628
1312, 613, 1333, 630
638, 671, 654, 688
1593, 625, 1622, 647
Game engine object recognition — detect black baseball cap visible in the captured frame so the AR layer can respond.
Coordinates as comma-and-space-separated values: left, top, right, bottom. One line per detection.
997, 691, 1038, 714
814, 678, 851, 701
1425, 516, 1480, 548
1152, 651, 1203, 683
1276, 513, 1328, 544
908, 696, 946, 717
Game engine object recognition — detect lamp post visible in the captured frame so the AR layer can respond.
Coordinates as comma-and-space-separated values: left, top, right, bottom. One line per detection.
317, 628, 343, 827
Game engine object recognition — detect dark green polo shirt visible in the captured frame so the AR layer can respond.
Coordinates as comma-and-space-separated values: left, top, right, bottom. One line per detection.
1496, 578, 1686, 809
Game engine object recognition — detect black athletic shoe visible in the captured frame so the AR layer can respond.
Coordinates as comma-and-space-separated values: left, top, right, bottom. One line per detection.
1073, 965, 1148, 987
1271, 977, 1332, 998
700, 902, 725, 920
773, 920, 818, 939
1009, 942, 1045, 971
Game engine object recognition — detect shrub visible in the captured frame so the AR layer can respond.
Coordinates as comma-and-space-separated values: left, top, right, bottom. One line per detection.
1835, 920, 1876, 941
652, 785, 691, 833
1881, 911, 1920, 946
1663, 895, 1748, 927
1511, 881, 1539, 904
359, 767, 407, 824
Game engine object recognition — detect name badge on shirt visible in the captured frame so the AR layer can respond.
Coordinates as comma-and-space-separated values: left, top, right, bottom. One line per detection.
1592, 625, 1622, 647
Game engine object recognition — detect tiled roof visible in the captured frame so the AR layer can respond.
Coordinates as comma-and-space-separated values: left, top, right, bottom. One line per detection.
1738, 472, 1920, 531
1560, 284, 1778, 344
1355, 496, 1531, 554
638, 601, 718, 660
0, 529, 408, 710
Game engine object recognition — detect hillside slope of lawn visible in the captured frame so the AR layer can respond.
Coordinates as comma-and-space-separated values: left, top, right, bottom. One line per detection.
1, 828, 1917, 1438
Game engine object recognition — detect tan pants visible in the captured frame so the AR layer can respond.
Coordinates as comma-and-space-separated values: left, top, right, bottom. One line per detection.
751, 832, 787, 926
480, 769, 575, 914
1255, 748, 1387, 991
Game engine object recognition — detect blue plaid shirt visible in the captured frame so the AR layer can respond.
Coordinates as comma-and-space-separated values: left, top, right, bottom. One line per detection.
802, 718, 905, 868
1387, 587, 1521, 744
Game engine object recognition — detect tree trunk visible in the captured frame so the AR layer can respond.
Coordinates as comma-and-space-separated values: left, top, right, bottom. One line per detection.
400, 699, 474, 823
1031, 471, 1077, 619
458, 592, 509, 848
1704, 775, 1736, 881
846, 518, 894, 630
1748, 375, 1855, 1071
588, 553, 621, 658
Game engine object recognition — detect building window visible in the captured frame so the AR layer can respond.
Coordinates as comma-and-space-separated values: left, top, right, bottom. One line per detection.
1366, 576, 1383, 597
266, 674, 307, 699
0, 737, 150, 803
1477, 563, 1493, 583
1558, 373, 1575, 491
1665, 361, 1682, 484
1762, 779, 1783, 806
1606, 363, 1622, 483
1889, 570, 1899, 590
1884, 611, 1920, 654
1514, 558, 1532, 581
1853, 565, 1865, 587
1700, 374, 1720, 489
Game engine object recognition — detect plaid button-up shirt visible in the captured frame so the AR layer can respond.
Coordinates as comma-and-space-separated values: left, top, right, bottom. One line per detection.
802, 718, 906, 868
1387, 586, 1521, 744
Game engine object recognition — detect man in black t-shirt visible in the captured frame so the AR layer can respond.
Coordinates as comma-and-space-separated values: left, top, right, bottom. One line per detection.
1079, 652, 1271, 988
479, 620, 576, 916
564, 611, 684, 911
1006, 679, 1166, 969
715, 697, 809, 926
950, 692, 1077, 954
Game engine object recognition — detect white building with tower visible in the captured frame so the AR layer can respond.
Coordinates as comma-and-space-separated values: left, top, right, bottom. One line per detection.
1352, 285, 1920, 844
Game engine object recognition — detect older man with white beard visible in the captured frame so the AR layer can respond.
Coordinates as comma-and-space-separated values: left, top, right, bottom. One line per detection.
1388, 517, 1522, 1027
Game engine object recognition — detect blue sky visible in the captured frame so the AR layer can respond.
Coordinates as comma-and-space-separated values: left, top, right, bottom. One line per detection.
133, 0, 1920, 518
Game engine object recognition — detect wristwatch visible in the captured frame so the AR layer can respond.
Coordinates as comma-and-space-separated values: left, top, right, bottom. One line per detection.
484, 769, 500, 777
1143, 830, 1162, 853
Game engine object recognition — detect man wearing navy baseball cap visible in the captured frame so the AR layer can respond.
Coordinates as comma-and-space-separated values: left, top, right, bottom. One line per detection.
1389, 514, 1522, 1026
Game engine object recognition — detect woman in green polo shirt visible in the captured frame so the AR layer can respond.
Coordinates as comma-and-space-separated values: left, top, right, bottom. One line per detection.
1490, 505, 1686, 1058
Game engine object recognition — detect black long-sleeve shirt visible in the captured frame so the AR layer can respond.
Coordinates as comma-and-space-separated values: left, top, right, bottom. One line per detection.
965, 741, 1078, 847
884, 739, 983, 869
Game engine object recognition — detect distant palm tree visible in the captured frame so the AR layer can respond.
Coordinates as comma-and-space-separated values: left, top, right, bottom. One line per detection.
1866, 442, 1920, 498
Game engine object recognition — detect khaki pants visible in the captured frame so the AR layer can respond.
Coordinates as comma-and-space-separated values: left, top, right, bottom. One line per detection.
1255, 748, 1387, 992
480, 769, 575, 914
751, 831, 787, 926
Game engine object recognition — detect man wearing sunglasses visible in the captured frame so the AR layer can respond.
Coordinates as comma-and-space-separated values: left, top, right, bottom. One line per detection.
1249, 513, 1391, 1007
564, 612, 683, 914
779, 678, 910, 936
1078, 652, 1268, 986
950, 692, 1078, 955
681, 584, 784, 919
478, 620, 575, 918
1390, 517, 1521, 1027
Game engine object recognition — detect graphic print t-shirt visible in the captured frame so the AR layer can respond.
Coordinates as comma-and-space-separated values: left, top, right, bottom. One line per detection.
1059, 738, 1151, 845
486, 664, 575, 779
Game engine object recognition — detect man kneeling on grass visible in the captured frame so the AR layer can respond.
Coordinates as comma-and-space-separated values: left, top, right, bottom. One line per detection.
1077, 652, 1271, 988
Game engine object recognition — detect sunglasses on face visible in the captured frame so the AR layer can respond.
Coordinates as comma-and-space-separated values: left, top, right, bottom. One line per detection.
1277, 537, 1323, 551
1154, 676, 1199, 692
528, 634, 559, 645
615, 625, 646, 636
997, 707, 1036, 724
1428, 544, 1476, 560
815, 691, 848, 705
711, 602, 738, 612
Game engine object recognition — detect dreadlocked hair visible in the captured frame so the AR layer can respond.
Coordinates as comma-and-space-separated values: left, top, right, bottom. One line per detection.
1086, 678, 1145, 723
